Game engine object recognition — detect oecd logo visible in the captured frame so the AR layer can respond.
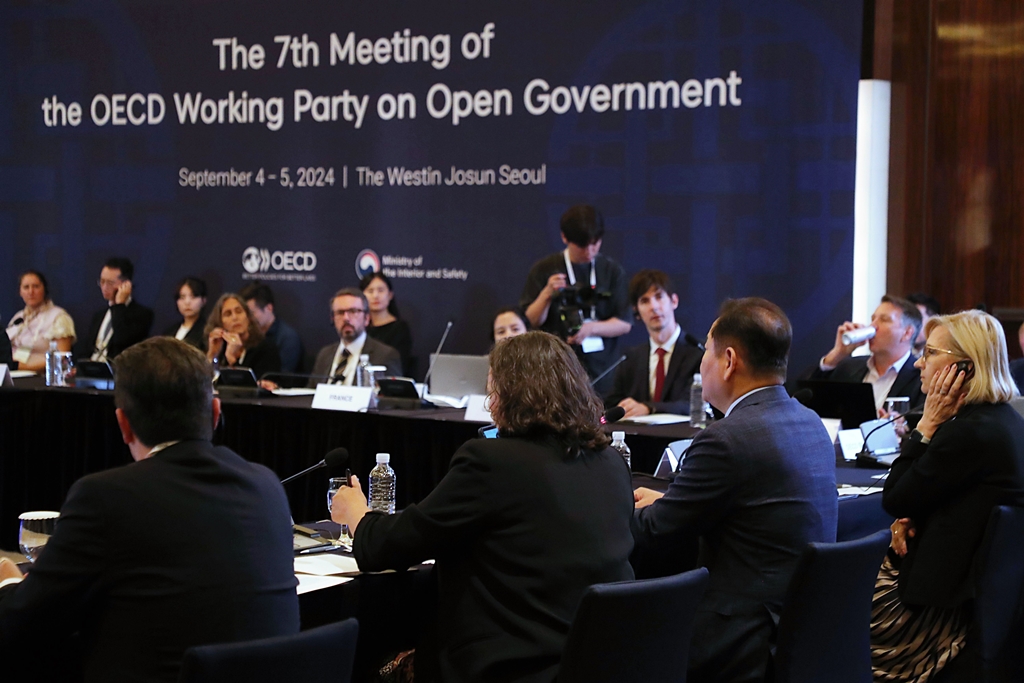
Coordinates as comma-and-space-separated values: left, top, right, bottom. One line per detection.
355, 249, 381, 279
242, 247, 269, 274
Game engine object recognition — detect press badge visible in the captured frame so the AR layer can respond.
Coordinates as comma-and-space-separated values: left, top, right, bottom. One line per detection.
581, 333, 604, 354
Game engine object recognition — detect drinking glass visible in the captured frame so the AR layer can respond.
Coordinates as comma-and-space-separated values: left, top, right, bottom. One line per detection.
327, 477, 353, 549
885, 397, 911, 418
53, 352, 74, 387
19, 511, 59, 562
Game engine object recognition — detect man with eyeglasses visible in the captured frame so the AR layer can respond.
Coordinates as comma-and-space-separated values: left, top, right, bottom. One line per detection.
76, 257, 154, 362
309, 287, 401, 386
801, 294, 924, 412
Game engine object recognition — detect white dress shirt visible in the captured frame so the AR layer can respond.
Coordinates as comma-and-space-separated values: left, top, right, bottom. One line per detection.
328, 332, 367, 385
864, 350, 912, 411
648, 324, 682, 398
724, 385, 776, 418
92, 297, 132, 362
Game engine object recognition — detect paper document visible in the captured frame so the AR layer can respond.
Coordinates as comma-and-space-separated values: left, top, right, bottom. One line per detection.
820, 418, 842, 444
9, 370, 36, 379
295, 574, 352, 595
294, 554, 360, 576
620, 413, 689, 425
425, 394, 468, 409
272, 387, 318, 396
838, 485, 884, 497
837, 429, 865, 461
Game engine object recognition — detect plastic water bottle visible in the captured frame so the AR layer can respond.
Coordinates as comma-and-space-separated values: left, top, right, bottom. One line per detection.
690, 374, 706, 428
356, 354, 373, 388
44, 340, 58, 387
610, 431, 631, 470
368, 453, 396, 514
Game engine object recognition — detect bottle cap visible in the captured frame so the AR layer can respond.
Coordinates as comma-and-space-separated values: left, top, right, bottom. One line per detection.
376, 453, 390, 464
360, 354, 370, 362
693, 373, 701, 382
612, 431, 625, 441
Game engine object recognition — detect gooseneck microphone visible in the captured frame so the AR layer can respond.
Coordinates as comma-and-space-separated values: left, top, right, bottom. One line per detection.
684, 332, 705, 352
280, 447, 350, 485
590, 355, 627, 387
857, 409, 923, 465
422, 320, 455, 390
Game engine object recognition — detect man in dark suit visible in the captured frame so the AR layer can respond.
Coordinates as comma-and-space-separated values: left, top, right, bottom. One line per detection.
309, 287, 402, 385
76, 256, 154, 361
801, 294, 924, 411
240, 281, 305, 373
632, 298, 838, 683
0, 337, 299, 683
606, 269, 703, 416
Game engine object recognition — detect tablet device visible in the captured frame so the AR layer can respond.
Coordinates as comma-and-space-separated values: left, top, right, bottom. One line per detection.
217, 367, 258, 387
378, 377, 420, 399
75, 360, 114, 390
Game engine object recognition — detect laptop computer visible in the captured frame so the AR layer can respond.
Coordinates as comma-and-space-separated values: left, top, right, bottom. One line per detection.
428, 354, 489, 397
796, 379, 878, 430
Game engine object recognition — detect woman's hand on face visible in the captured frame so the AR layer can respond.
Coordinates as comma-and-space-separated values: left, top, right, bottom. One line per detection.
890, 517, 916, 556
207, 328, 225, 359
917, 363, 967, 439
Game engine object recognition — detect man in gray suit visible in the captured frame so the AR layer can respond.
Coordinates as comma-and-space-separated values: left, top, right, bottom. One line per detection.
310, 287, 402, 385
632, 297, 837, 683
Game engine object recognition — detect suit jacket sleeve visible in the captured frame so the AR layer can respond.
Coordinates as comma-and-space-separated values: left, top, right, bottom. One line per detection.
882, 420, 981, 520
631, 429, 737, 545
0, 478, 108, 646
353, 446, 491, 572
108, 302, 154, 354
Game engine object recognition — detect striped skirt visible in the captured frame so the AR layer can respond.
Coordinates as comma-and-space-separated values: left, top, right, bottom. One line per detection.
870, 556, 968, 682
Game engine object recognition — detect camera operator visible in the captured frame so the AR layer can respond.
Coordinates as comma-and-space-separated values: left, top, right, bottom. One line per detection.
520, 204, 631, 395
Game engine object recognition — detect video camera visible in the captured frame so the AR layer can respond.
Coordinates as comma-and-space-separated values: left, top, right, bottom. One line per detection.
554, 285, 610, 339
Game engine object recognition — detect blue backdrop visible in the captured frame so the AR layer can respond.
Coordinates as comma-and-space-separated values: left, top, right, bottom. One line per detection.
1, 0, 863, 378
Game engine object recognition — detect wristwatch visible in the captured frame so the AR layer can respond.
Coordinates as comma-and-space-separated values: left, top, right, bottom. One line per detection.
908, 429, 931, 445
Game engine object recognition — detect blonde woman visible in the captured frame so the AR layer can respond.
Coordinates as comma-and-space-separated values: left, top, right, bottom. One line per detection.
872, 310, 1024, 682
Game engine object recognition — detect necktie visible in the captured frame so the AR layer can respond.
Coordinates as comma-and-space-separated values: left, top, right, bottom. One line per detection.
653, 347, 668, 402
331, 348, 352, 385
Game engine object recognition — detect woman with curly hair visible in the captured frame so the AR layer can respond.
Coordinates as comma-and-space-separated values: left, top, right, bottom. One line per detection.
204, 293, 280, 380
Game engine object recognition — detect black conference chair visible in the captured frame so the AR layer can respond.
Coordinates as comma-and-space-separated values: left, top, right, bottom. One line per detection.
770, 530, 890, 683
178, 618, 359, 683
558, 567, 709, 683
935, 505, 1024, 683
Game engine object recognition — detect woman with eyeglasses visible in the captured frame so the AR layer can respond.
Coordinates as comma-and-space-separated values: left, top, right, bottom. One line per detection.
204, 293, 281, 381
871, 310, 1024, 681
330, 331, 634, 683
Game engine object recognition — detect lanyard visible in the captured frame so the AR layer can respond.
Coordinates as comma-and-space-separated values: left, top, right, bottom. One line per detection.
563, 249, 597, 319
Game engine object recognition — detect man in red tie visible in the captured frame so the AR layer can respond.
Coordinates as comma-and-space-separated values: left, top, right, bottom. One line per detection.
605, 270, 704, 418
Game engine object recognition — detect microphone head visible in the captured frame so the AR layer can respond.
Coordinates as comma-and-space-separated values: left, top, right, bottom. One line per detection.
324, 447, 350, 474
602, 406, 626, 424
792, 388, 814, 406
684, 333, 706, 351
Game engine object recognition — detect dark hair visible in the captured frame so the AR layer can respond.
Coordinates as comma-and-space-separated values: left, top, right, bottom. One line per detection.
560, 204, 605, 247
239, 281, 274, 309
331, 287, 369, 313
628, 269, 676, 308
488, 331, 610, 455
113, 337, 214, 445
360, 272, 400, 318
104, 257, 134, 281
174, 276, 208, 302
710, 297, 792, 379
19, 269, 50, 302
490, 307, 530, 341
204, 293, 265, 348
881, 294, 924, 344
905, 293, 941, 317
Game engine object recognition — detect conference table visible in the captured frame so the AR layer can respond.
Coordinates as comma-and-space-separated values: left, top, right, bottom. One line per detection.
0, 380, 893, 550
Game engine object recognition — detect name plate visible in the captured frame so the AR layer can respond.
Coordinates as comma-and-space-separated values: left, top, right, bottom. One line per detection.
0, 364, 9, 387
464, 394, 492, 423
311, 383, 373, 412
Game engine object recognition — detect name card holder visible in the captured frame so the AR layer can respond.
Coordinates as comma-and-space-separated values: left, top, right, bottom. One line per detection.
464, 394, 492, 423
312, 383, 373, 412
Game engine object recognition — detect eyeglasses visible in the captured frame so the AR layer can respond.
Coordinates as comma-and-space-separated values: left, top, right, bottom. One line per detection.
923, 345, 960, 359
97, 279, 122, 287
331, 308, 366, 319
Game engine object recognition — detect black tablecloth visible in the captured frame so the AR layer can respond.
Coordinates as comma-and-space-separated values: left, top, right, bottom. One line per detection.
0, 385, 699, 548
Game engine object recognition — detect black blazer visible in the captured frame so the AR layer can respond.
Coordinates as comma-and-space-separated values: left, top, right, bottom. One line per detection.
162, 317, 207, 351
801, 353, 925, 408
215, 336, 281, 380
76, 300, 154, 359
367, 319, 414, 376
0, 440, 299, 683
0, 328, 11, 366
883, 402, 1024, 608
605, 334, 703, 414
631, 386, 838, 682
353, 436, 635, 683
